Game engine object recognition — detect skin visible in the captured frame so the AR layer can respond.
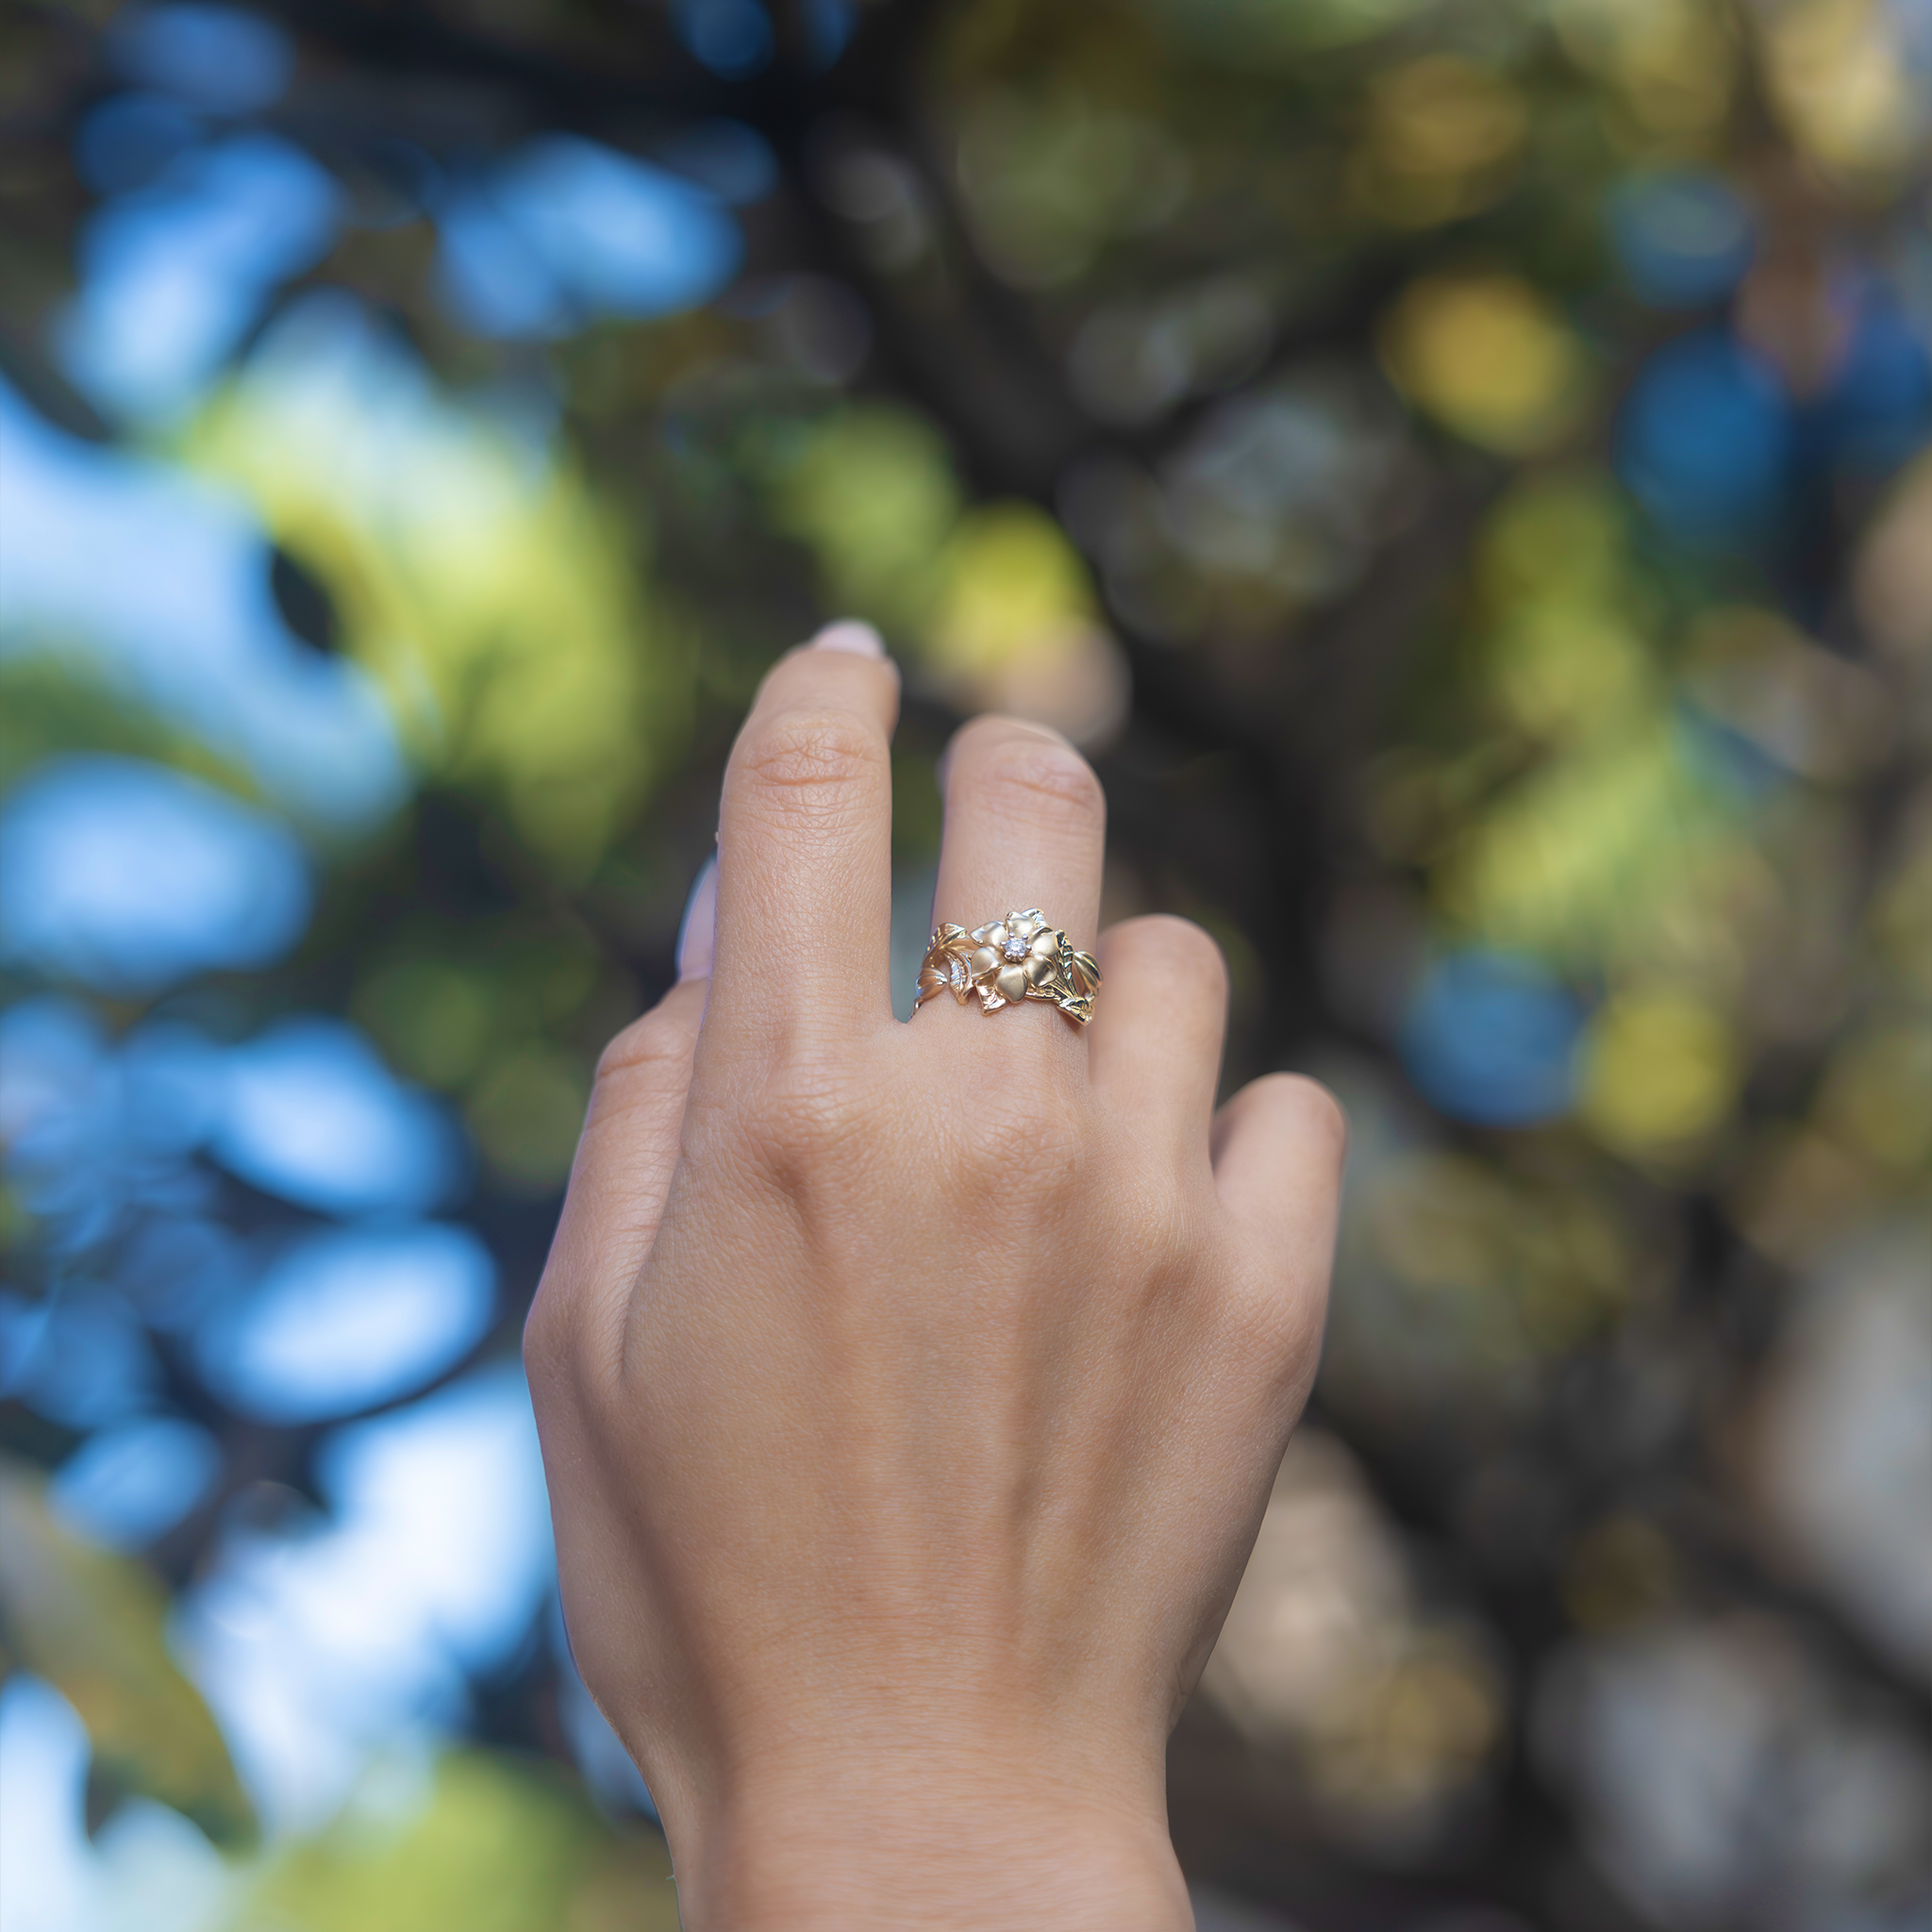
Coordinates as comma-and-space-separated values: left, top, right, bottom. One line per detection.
525, 622, 1345, 1929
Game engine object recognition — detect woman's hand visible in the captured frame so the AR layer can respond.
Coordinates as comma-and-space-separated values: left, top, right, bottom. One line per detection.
525, 624, 1344, 1930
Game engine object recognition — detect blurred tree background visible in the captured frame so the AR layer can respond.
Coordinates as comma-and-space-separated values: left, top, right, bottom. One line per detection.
2, 0, 1930, 1926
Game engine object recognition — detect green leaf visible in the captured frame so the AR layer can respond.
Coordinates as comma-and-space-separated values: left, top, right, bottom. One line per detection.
0, 1457, 256, 1847
240, 1749, 679, 1932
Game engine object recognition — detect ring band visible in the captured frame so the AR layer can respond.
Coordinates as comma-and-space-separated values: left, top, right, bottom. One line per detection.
913, 908, 1101, 1025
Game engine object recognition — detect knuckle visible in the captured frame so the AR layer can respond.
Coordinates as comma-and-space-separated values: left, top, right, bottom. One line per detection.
521, 1282, 574, 1391
1216, 1291, 1293, 1382
594, 1008, 692, 1089
525, 1276, 625, 1424
1207, 1242, 1300, 1349
953, 730, 1104, 832
1115, 1180, 1194, 1276
1225, 1264, 1328, 1389
1114, 914, 1228, 999
1258, 1071, 1349, 1167
731, 1069, 874, 1195
734, 708, 885, 818
947, 1068, 1088, 1200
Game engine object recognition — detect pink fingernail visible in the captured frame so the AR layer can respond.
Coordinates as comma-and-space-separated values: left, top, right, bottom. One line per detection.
676, 852, 718, 981
809, 620, 884, 658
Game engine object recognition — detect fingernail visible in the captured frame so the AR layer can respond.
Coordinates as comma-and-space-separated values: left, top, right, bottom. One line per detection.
808, 619, 884, 658
676, 852, 718, 981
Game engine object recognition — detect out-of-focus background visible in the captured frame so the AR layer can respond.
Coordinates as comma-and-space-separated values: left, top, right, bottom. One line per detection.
2, 0, 1929, 1926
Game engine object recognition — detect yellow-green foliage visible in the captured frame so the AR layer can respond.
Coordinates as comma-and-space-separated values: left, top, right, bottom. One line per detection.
766, 404, 963, 635
0, 1460, 255, 1847
236, 1751, 679, 1932
764, 404, 1099, 682
184, 344, 682, 875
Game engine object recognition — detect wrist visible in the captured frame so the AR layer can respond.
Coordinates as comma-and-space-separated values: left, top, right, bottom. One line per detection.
666, 1757, 1191, 1931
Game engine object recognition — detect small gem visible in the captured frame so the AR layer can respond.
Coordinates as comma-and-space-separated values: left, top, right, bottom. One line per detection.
1003, 934, 1028, 959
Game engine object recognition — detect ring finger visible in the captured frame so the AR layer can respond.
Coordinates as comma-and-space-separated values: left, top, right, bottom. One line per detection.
925, 716, 1107, 1021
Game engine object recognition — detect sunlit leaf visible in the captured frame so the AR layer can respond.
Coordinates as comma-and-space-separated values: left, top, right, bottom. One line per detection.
182, 303, 684, 876
0, 1457, 255, 1846
238, 1749, 678, 1932
765, 403, 961, 636
1380, 274, 1594, 456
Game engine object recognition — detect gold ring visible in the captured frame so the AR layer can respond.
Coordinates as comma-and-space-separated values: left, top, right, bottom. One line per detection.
912, 908, 1101, 1025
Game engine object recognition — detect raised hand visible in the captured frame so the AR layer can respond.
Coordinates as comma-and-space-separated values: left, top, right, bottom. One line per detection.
525, 622, 1344, 1930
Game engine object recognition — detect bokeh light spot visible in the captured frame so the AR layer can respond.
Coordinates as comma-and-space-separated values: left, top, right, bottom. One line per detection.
195, 1224, 495, 1424
1584, 989, 1739, 1151
1381, 275, 1591, 455
437, 137, 741, 341
211, 1018, 465, 1217
176, 1364, 551, 1829
1608, 172, 1756, 309
0, 1291, 158, 1430
51, 1416, 222, 1550
1351, 56, 1526, 228
59, 134, 339, 422
0, 756, 312, 994
0, 376, 408, 830
1402, 951, 1583, 1126
465, 1047, 588, 1196
676, 0, 775, 78
75, 92, 202, 195
1617, 330, 1790, 548
112, 4, 294, 116
655, 118, 778, 205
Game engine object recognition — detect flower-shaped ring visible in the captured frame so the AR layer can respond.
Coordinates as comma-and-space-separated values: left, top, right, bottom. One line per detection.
912, 908, 1101, 1025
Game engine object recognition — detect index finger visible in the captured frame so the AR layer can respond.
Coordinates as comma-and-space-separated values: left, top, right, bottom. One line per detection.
710, 623, 901, 1040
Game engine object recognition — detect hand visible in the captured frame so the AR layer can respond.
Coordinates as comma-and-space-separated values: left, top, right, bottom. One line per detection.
525, 623, 1344, 1930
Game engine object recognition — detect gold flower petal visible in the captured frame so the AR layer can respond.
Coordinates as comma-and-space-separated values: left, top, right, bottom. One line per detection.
995, 963, 1030, 1003
968, 945, 1001, 979
1023, 953, 1056, 988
